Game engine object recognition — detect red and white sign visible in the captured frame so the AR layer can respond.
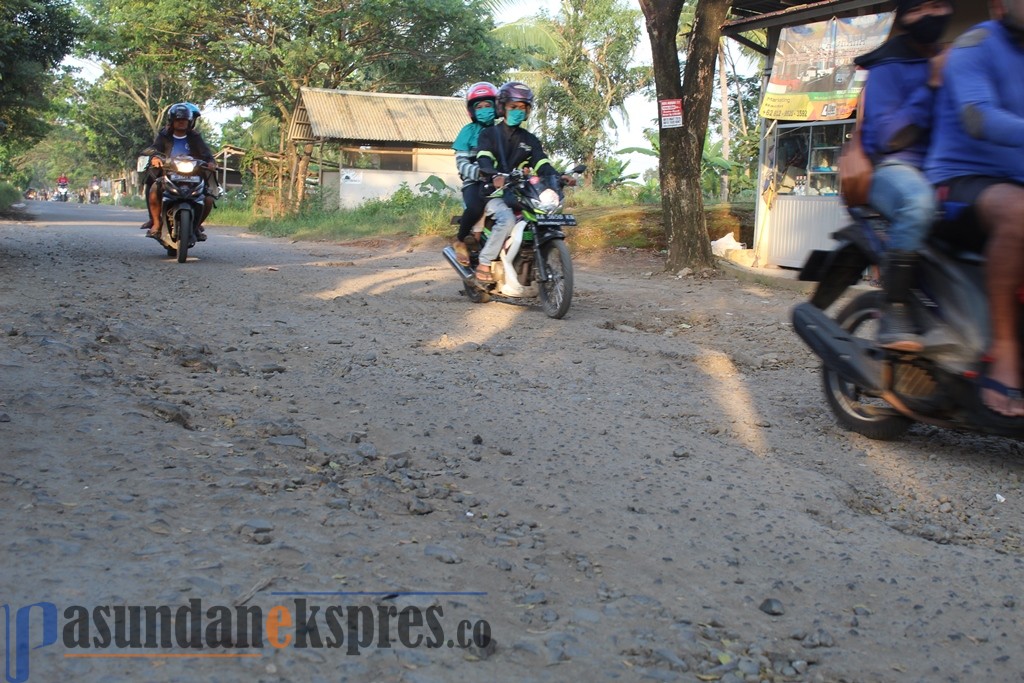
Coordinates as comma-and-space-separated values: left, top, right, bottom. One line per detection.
659, 99, 683, 129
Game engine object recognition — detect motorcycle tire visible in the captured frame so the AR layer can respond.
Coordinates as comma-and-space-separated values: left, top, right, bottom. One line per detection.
537, 239, 573, 319
176, 212, 192, 263
823, 290, 912, 440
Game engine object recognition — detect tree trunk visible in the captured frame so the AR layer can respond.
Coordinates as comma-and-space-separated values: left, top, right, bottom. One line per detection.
718, 41, 731, 204
295, 143, 314, 206
640, 0, 730, 271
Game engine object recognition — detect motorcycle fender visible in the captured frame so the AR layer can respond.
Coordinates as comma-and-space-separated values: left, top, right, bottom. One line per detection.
535, 228, 566, 246
802, 241, 872, 310
792, 302, 882, 391
498, 221, 534, 297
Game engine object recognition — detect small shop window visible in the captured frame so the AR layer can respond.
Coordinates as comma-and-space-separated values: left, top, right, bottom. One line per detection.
771, 121, 853, 197
341, 146, 414, 172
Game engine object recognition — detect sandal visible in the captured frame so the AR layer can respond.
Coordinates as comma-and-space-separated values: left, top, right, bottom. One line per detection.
977, 355, 1024, 417
140, 219, 153, 231
474, 263, 494, 283
453, 239, 470, 266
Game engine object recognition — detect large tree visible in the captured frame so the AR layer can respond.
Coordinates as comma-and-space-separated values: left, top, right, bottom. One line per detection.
639, 0, 730, 270
0, 0, 81, 175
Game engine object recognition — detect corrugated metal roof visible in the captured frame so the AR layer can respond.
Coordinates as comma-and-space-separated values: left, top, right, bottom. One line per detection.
290, 87, 466, 144
724, 0, 888, 35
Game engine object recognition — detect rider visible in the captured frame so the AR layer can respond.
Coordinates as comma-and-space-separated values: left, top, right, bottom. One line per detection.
56, 173, 68, 187
925, 0, 1024, 417
451, 81, 499, 266
473, 81, 573, 283
854, 0, 951, 352
141, 102, 217, 240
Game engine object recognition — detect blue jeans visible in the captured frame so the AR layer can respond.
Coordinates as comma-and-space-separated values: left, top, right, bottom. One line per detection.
868, 160, 936, 252
479, 197, 515, 263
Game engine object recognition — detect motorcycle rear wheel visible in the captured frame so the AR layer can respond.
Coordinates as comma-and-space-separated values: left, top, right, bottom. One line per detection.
176, 212, 192, 263
823, 290, 912, 440
537, 239, 573, 319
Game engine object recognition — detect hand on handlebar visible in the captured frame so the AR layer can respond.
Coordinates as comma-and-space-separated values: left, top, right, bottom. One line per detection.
150, 156, 163, 168
560, 174, 577, 187
492, 174, 506, 189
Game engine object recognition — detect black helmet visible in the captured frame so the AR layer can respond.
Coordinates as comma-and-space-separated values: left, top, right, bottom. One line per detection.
497, 81, 534, 117
167, 103, 193, 126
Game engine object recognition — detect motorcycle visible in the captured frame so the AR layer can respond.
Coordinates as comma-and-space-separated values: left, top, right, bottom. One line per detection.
55, 183, 69, 202
442, 165, 585, 319
148, 155, 208, 263
791, 204, 1024, 440
89, 183, 101, 204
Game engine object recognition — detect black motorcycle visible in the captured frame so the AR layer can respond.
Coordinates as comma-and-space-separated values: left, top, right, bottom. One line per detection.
89, 182, 100, 204
442, 165, 584, 319
792, 205, 1024, 440
149, 155, 208, 263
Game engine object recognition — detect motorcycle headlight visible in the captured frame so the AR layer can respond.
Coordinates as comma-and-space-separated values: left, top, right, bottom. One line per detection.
537, 188, 562, 213
175, 160, 197, 173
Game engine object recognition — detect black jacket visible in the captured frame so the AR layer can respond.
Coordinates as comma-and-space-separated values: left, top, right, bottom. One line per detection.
143, 128, 214, 162
476, 123, 557, 179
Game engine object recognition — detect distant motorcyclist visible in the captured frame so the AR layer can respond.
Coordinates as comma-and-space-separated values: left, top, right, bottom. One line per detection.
57, 173, 68, 186
141, 103, 217, 240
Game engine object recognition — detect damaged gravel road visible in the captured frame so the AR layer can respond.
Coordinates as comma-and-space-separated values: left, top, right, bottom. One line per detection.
2, 200, 1024, 683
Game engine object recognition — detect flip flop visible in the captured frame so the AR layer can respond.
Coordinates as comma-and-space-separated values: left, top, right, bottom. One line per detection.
474, 264, 493, 283
978, 373, 1024, 418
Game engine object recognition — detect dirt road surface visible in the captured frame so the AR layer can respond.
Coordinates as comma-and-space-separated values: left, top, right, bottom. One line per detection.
2, 200, 1023, 682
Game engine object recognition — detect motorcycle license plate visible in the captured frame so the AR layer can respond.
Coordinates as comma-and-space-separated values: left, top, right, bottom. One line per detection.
536, 214, 576, 226
169, 173, 199, 182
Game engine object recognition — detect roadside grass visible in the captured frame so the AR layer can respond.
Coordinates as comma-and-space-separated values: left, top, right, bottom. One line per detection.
0, 182, 21, 210
190, 185, 754, 253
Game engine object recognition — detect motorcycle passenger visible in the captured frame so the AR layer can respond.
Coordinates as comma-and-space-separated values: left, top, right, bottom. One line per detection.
141, 103, 217, 240
853, 0, 952, 352
474, 81, 574, 283
925, 0, 1024, 417
451, 81, 499, 267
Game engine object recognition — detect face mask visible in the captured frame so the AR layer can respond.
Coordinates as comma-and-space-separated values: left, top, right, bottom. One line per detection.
475, 107, 495, 125
506, 109, 526, 126
904, 13, 949, 44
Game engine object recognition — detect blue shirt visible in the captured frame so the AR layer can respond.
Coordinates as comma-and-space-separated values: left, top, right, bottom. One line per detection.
925, 21, 1024, 185
854, 35, 936, 168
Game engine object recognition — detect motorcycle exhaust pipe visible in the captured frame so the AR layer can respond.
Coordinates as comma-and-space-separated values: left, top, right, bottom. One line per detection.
791, 302, 883, 392
442, 246, 476, 283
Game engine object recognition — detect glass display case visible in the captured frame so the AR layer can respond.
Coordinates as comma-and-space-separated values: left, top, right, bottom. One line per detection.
771, 120, 853, 198
761, 119, 856, 267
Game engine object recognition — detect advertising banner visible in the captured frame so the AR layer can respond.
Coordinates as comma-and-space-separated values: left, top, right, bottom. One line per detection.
759, 13, 894, 121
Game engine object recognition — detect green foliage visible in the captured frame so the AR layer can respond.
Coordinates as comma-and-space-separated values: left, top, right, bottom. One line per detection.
0, 0, 82, 147
523, 0, 651, 169
245, 185, 462, 240
417, 175, 455, 197
0, 182, 22, 210
589, 155, 640, 191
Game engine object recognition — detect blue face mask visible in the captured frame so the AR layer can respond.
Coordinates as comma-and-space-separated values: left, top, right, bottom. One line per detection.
506, 109, 527, 127
475, 107, 495, 125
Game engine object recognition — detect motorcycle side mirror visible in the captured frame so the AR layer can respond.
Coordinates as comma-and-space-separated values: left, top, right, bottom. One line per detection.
571, 164, 586, 174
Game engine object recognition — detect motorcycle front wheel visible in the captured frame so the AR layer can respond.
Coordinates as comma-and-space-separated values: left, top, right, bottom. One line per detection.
537, 239, 573, 319
823, 290, 912, 440
176, 211, 192, 263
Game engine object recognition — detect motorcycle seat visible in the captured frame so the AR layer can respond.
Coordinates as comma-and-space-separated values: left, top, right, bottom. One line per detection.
928, 200, 986, 264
